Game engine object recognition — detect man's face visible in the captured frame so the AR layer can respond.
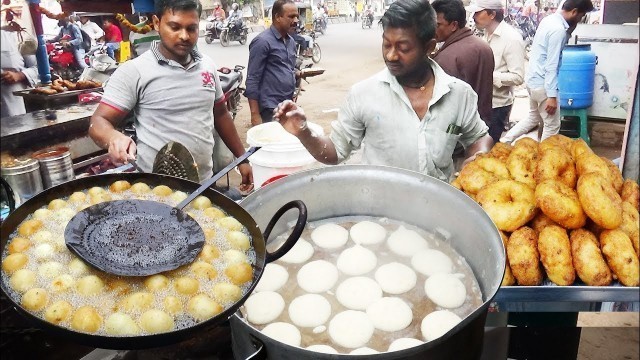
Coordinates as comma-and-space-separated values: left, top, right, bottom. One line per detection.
567, 9, 587, 27
382, 27, 432, 77
435, 13, 457, 42
473, 10, 493, 30
103, 20, 111, 28
80, 17, 89, 24
275, 3, 299, 34
153, 9, 200, 60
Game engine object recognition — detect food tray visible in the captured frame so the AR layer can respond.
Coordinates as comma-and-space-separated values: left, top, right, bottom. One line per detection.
12, 87, 103, 101
496, 282, 639, 303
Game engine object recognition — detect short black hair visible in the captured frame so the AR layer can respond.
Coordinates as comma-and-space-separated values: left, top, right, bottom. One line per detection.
155, 0, 203, 18
431, 0, 467, 28
486, 8, 505, 22
561, 0, 594, 13
272, 0, 295, 21
379, 0, 436, 43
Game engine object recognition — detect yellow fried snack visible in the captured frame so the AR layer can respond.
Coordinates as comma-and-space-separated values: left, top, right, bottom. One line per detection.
569, 229, 612, 286
507, 227, 544, 286
534, 147, 577, 189
575, 152, 613, 184
621, 179, 639, 210
477, 180, 537, 232
535, 179, 586, 229
450, 177, 463, 191
538, 226, 575, 285
529, 212, 559, 234
601, 157, 624, 194
458, 157, 511, 194
488, 142, 513, 163
506, 142, 538, 189
570, 138, 592, 160
620, 202, 640, 257
599, 230, 640, 287
513, 137, 539, 150
577, 173, 623, 229
539, 134, 574, 154
500, 231, 516, 286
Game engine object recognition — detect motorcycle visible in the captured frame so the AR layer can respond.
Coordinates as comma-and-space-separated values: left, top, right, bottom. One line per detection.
204, 16, 224, 44
46, 41, 84, 81
219, 17, 248, 47
361, 12, 373, 29
212, 65, 245, 174
313, 15, 327, 35
295, 30, 321, 64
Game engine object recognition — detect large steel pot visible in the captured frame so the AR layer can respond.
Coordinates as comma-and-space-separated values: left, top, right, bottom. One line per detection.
0, 172, 306, 350
232, 165, 505, 360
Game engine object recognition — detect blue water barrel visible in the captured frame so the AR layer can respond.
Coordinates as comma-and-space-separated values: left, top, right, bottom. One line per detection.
558, 44, 597, 109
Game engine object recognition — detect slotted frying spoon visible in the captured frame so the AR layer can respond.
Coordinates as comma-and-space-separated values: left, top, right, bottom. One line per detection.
65, 147, 260, 276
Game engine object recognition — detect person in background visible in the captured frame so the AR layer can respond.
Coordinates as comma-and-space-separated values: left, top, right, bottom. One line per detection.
228, 3, 241, 19
245, 0, 300, 126
213, 2, 226, 20
500, 0, 594, 143
1, 27, 38, 117
129, 14, 160, 57
431, 0, 494, 127
79, 16, 105, 47
273, 0, 493, 182
49, 16, 88, 70
102, 17, 123, 60
89, 0, 253, 188
468, 0, 525, 143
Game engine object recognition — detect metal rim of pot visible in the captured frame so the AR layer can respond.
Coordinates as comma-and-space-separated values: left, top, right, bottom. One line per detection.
0, 172, 307, 350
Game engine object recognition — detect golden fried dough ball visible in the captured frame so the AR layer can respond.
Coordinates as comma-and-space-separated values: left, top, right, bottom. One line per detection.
33, 208, 52, 220
170, 191, 188, 204
477, 180, 537, 232
152, 185, 173, 197
198, 244, 221, 262
577, 173, 623, 229
570, 138, 592, 159
105, 278, 133, 296
22, 288, 49, 311
599, 230, 640, 287
38, 261, 64, 279
76, 275, 105, 296
203, 207, 226, 220
570, 229, 612, 286
575, 152, 613, 183
450, 177, 463, 191
190, 261, 218, 280
89, 192, 112, 205
224, 249, 248, 264
105, 313, 141, 336
119, 292, 154, 312
529, 212, 559, 234
53, 208, 76, 222
227, 231, 251, 251
31, 230, 53, 244
212, 282, 243, 304
33, 243, 55, 260
71, 306, 103, 333
144, 275, 170, 291
68, 191, 87, 203
534, 147, 577, 189
109, 180, 132, 193
44, 300, 73, 324
459, 157, 511, 194
488, 142, 513, 163
18, 218, 43, 237
204, 229, 217, 241
216, 217, 244, 231
187, 294, 223, 321
539, 134, 573, 154
499, 232, 516, 286
174, 277, 200, 295
535, 180, 586, 229
10, 269, 36, 293
68, 257, 90, 276
507, 227, 544, 286
163, 296, 183, 315
621, 179, 639, 210
601, 157, 624, 194
140, 309, 174, 334
130, 182, 151, 194
191, 196, 212, 210
87, 187, 106, 197
620, 202, 640, 256
51, 274, 75, 293
506, 144, 538, 188
513, 137, 539, 150
2, 253, 28, 274
7, 237, 31, 254
538, 226, 575, 285
48, 199, 68, 210
225, 262, 253, 285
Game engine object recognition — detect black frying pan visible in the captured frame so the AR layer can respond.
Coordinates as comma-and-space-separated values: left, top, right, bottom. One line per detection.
0, 172, 306, 349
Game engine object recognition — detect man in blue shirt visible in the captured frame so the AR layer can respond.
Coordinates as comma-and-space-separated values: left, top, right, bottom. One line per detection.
245, 0, 300, 126
49, 17, 88, 70
500, 0, 593, 143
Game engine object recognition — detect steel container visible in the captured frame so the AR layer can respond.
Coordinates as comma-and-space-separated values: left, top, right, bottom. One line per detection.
32, 147, 75, 189
0, 158, 43, 204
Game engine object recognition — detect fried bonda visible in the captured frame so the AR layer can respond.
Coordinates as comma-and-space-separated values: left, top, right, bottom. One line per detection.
621, 179, 639, 210
577, 172, 623, 229
570, 229, 612, 286
507, 227, 544, 286
535, 180, 586, 229
500, 231, 516, 286
599, 230, 640, 287
538, 226, 575, 285
477, 180, 537, 232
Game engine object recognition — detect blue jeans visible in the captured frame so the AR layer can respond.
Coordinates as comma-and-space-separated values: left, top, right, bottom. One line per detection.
73, 47, 88, 69
106, 42, 120, 60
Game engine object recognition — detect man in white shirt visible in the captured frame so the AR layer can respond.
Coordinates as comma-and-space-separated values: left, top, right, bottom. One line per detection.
1, 28, 39, 117
467, 0, 525, 142
79, 16, 105, 46
274, 0, 492, 182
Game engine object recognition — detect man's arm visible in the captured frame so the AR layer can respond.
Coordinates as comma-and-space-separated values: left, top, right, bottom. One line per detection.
68, 25, 83, 47
493, 38, 525, 88
543, 29, 566, 99
89, 103, 135, 165
213, 102, 253, 185
245, 37, 269, 126
457, 86, 493, 163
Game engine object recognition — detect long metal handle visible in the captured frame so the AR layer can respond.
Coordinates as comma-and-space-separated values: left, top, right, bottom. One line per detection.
176, 146, 260, 210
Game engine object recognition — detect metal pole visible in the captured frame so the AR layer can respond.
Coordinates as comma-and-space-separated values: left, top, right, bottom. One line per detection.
27, 0, 51, 85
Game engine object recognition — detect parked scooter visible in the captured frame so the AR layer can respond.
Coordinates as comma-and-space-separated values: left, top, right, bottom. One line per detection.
219, 16, 248, 47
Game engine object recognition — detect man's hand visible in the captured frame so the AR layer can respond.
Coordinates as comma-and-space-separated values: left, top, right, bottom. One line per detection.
273, 100, 308, 137
107, 133, 136, 166
545, 97, 558, 115
250, 113, 262, 127
237, 163, 254, 193
0, 70, 25, 84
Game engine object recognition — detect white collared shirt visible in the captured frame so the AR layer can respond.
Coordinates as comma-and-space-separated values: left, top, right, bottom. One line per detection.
484, 21, 526, 108
329, 59, 488, 182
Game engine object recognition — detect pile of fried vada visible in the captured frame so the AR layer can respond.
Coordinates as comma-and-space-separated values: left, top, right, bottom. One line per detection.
453, 135, 639, 287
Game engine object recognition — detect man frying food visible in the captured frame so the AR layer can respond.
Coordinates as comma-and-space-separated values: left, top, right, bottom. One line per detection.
274, 0, 493, 182
89, 0, 252, 188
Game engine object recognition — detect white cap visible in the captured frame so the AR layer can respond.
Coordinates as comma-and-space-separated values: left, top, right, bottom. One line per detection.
465, 0, 505, 13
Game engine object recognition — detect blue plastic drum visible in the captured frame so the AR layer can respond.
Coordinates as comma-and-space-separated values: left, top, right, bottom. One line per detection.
558, 44, 597, 109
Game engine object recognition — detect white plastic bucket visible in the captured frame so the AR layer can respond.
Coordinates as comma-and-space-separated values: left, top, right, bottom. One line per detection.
247, 122, 324, 189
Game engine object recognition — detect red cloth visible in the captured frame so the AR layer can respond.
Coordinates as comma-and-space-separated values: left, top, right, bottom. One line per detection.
104, 23, 123, 43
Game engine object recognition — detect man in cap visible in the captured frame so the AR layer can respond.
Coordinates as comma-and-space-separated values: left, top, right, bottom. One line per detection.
467, 0, 525, 142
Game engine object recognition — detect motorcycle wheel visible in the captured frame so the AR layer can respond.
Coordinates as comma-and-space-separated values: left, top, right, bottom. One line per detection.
362, 20, 366, 29
220, 30, 230, 47
205, 35, 213, 44
311, 43, 321, 64
239, 32, 247, 45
